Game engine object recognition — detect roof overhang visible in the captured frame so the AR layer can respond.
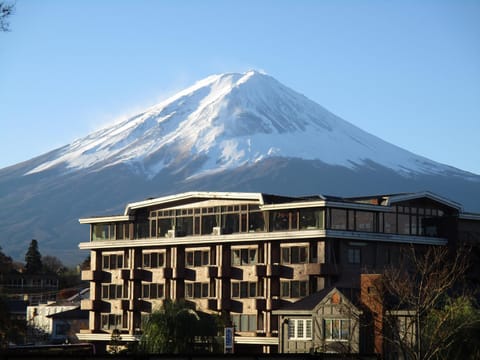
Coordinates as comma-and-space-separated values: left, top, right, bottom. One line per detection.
385, 191, 462, 211
79, 215, 133, 224
124, 191, 264, 215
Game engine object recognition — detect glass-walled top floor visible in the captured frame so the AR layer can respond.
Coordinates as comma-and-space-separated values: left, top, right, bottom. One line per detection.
90, 203, 450, 241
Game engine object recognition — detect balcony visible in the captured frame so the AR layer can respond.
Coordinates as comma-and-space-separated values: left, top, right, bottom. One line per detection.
208, 298, 231, 311
267, 264, 280, 277
255, 298, 266, 310
120, 268, 149, 281
208, 266, 218, 278
255, 264, 280, 278
161, 267, 173, 279
255, 265, 266, 277
81, 299, 106, 312
81, 270, 108, 282
266, 297, 280, 310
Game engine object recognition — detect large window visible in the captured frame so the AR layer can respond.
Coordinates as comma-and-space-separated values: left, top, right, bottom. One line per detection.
288, 319, 312, 340
280, 280, 308, 298
231, 281, 263, 298
347, 248, 361, 264
142, 283, 164, 299
231, 314, 257, 332
101, 314, 125, 330
185, 282, 212, 298
231, 247, 258, 266
248, 207, 265, 232
185, 249, 210, 267
101, 284, 125, 299
143, 252, 165, 268
324, 319, 350, 341
281, 245, 308, 264
102, 254, 124, 270
92, 224, 115, 241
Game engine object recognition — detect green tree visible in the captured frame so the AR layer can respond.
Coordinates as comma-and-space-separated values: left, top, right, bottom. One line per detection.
42, 255, 65, 274
375, 245, 478, 360
24, 239, 42, 274
0, 2, 14, 32
425, 296, 480, 360
140, 300, 200, 354
0, 246, 13, 274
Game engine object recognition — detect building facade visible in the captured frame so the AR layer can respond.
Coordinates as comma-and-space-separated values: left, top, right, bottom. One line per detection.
76, 191, 480, 353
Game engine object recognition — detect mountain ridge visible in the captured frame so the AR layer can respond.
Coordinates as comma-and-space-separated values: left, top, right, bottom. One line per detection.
1, 70, 479, 264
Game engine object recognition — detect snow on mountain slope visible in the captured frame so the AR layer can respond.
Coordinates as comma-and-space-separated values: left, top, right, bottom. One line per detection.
25, 70, 467, 179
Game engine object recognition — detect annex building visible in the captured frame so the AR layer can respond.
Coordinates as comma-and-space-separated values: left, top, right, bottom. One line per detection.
76, 191, 480, 354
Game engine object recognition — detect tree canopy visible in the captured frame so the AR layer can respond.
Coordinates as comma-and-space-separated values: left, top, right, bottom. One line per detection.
0, 2, 14, 32
24, 239, 42, 274
140, 300, 220, 354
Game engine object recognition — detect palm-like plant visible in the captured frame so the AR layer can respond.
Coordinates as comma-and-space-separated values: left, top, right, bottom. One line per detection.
140, 300, 200, 354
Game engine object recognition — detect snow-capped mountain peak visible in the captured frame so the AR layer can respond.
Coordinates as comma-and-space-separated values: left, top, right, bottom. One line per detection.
26, 70, 459, 178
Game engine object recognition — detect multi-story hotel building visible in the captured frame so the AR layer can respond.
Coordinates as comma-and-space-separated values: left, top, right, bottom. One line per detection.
76, 191, 480, 353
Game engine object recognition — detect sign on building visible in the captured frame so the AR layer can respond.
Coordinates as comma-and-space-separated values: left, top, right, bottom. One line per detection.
224, 327, 234, 354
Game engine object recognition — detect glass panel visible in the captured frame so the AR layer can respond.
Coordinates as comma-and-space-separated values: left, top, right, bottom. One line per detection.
176, 217, 193, 237
241, 249, 249, 265
271, 211, 289, 231
232, 315, 240, 331
223, 213, 239, 234
150, 284, 158, 299
202, 283, 209, 297
300, 281, 308, 296
201, 215, 217, 235
158, 253, 165, 267
332, 319, 340, 339
324, 319, 332, 339
186, 252, 194, 267
240, 282, 248, 298
202, 251, 209, 266
288, 320, 295, 339
281, 247, 290, 264
194, 283, 201, 298
330, 209, 347, 230
300, 209, 319, 229
232, 282, 239, 298
248, 315, 256, 331
249, 282, 256, 297
355, 211, 375, 232
232, 249, 240, 266
291, 247, 300, 263
151, 253, 158, 268
299, 246, 307, 263
158, 218, 172, 237
150, 220, 157, 238
291, 281, 300, 298
193, 251, 202, 267
143, 253, 150, 267
248, 249, 257, 264
240, 315, 248, 331
306, 319, 312, 338
142, 284, 149, 298
248, 211, 265, 232
384, 212, 396, 233
341, 320, 350, 340
398, 213, 410, 235
297, 319, 304, 338
281, 281, 289, 297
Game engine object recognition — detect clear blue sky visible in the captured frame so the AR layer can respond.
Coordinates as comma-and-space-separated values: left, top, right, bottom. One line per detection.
1, 0, 479, 174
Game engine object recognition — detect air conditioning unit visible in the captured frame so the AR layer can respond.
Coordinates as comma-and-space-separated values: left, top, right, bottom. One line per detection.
212, 227, 222, 236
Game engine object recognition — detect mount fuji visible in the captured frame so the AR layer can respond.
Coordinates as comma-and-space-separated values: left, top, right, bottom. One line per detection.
1, 70, 479, 264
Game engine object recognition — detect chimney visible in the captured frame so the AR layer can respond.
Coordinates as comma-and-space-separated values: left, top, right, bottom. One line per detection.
360, 274, 383, 356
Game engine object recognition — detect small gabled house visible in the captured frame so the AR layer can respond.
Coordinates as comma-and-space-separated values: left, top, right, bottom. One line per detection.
274, 287, 362, 354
